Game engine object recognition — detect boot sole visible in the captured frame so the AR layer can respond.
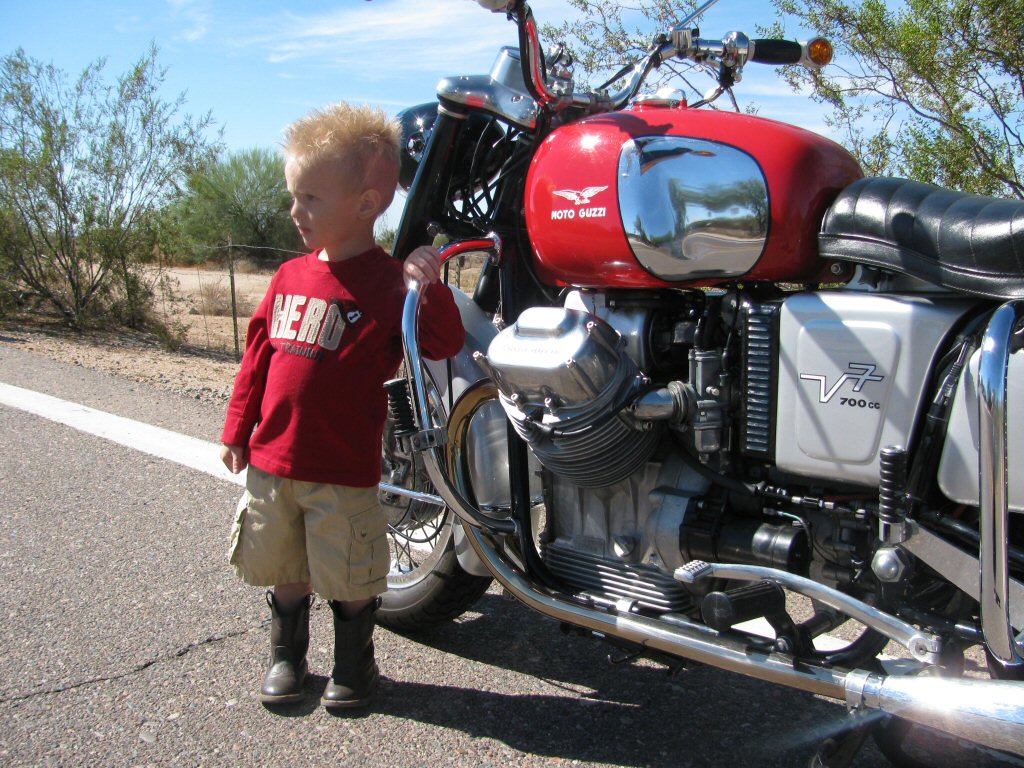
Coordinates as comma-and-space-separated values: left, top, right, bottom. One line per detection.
259, 691, 306, 705
321, 695, 373, 709
321, 677, 378, 710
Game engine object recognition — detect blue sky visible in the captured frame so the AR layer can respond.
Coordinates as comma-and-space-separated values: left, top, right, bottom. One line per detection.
2, 0, 828, 154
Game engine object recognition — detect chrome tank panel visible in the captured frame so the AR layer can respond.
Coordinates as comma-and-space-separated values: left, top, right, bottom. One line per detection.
775, 293, 972, 487
618, 136, 769, 281
938, 348, 1024, 512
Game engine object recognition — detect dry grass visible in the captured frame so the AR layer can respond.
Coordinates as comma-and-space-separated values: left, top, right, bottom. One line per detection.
197, 280, 257, 318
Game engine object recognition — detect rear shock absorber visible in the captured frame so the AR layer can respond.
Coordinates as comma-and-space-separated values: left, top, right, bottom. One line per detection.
385, 377, 417, 442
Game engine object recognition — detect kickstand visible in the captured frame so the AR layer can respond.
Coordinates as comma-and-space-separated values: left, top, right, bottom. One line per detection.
607, 647, 643, 665
809, 715, 877, 768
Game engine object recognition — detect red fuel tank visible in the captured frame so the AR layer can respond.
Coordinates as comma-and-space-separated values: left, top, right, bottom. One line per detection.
524, 102, 863, 288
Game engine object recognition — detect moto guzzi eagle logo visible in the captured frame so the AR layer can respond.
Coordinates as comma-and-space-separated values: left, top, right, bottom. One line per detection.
553, 186, 608, 205
550, 185, 609, 221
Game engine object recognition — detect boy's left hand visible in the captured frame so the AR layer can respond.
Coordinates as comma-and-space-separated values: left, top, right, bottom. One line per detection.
404, 245, 443, 288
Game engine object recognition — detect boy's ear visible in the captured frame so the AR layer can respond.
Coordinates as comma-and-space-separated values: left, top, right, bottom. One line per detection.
357, 189, 382, 220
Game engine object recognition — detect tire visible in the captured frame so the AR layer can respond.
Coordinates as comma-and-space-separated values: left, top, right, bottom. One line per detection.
378, 404, 491, 632
379, 507, 492, 631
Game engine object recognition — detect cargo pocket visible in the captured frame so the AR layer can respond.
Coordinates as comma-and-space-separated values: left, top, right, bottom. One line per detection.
227, 494, 249, 565
347, 504, 388, 586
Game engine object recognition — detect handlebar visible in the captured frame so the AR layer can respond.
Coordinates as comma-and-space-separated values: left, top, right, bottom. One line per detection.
671, 29, 833, 70
491, 0, 832, 116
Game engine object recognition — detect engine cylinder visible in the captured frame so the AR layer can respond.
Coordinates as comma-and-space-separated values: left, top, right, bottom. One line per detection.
483, 307, 661, 487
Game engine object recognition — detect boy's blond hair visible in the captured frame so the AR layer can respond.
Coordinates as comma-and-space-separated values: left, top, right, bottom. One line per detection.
284, 102, 401, 196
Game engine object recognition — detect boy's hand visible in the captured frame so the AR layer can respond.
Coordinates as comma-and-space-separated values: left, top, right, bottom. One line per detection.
220, 444, 248, 474
404, 245, 443, 288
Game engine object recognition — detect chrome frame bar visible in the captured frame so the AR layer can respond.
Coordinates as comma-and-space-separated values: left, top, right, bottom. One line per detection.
903, 519, 1024, 630
978, 300, 1024, 668
400, 234, 516, 536
378, 482, 446, 507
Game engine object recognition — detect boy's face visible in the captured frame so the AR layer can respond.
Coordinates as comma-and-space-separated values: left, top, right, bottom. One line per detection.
285, 157, 375, 257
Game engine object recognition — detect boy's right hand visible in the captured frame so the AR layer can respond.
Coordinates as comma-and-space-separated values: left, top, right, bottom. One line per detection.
221, 444, 248, 474
403, 245, 443, 288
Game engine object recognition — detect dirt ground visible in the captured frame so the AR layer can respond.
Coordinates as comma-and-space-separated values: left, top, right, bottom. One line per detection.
1, 266, 273, 404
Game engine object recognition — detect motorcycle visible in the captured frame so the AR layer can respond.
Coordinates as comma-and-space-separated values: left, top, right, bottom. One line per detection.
375, 0, 1024, 764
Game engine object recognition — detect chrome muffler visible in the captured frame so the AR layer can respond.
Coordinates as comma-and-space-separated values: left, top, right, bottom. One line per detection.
457, 517, 1024, 756
846, 669, 1024, 756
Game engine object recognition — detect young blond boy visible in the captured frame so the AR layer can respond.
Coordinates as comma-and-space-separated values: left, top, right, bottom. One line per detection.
221, 102, 464, 709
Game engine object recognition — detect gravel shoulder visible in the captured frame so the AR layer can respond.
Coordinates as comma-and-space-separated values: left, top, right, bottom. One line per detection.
0, 318, 240, 404
0, 263, 272, 405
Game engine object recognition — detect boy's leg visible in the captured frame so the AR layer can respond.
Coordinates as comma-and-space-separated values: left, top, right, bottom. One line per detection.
274, 581, 313, 612
332, 598, 374, 618
299, 482, 389, 710
260, 584, 313, 704
228, 468, 315, 703
322, 596, 381, 709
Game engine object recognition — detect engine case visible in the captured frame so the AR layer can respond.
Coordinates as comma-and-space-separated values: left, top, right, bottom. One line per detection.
542, 453, 711, 612
774, 292, 973, 487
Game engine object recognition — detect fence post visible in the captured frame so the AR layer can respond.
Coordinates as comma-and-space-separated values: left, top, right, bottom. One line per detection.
228, 239, 240, 361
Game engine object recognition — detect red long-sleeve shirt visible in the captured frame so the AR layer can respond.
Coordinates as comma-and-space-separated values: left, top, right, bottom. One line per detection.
221, 247, 465, 486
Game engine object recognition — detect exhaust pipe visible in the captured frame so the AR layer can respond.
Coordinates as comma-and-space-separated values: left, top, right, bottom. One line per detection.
463, 522, 1024, 757
846, 669, 1024, 756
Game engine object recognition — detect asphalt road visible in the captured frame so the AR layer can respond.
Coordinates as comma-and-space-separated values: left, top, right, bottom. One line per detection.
0, 342, 898, 768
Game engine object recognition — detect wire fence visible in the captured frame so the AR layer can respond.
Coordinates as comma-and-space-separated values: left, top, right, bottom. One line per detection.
165, 243, 486, 362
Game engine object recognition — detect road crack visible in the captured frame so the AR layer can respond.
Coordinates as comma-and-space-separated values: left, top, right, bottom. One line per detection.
0, 623, 262, 705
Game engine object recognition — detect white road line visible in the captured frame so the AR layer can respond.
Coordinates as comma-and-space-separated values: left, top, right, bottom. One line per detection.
0, 382, 244, 487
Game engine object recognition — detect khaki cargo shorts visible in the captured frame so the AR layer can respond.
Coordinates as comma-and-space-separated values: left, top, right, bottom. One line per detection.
228, 466, 389, 602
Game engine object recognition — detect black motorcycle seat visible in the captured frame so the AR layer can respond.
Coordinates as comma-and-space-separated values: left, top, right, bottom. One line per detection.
819, 176, 1024, 299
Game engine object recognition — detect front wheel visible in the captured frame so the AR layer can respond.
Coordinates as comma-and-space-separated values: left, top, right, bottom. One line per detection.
378, 414, 491, 632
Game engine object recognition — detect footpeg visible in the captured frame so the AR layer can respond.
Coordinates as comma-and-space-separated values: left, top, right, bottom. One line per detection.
701, 580, 808, 654
701, 580, 785, 632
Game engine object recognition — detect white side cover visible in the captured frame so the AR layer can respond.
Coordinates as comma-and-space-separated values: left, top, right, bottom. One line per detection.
775, 293, 971, 487
938, 348, 1024, 512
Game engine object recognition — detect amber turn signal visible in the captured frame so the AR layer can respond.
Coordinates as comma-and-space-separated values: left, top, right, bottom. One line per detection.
806, 37, 834, 66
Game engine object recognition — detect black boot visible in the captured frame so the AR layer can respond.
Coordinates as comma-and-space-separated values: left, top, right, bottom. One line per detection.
259, 590, 312, 704
322, 598, 380, 710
